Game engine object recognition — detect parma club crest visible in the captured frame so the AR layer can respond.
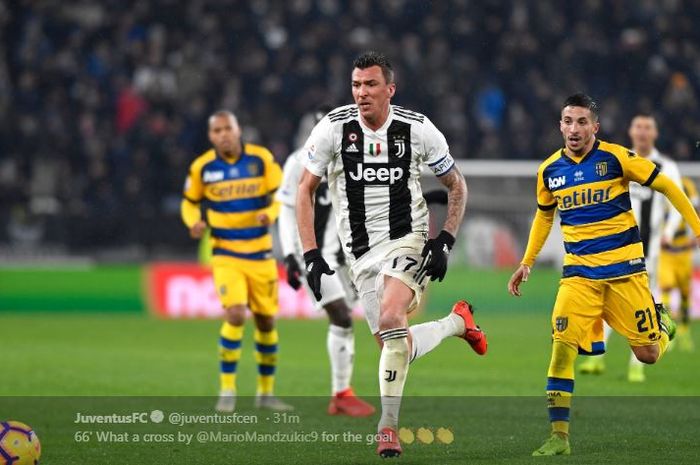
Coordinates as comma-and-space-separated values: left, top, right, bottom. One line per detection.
247, 162, 260, 176
555, 316, 568, 332
595, 161, 608, 177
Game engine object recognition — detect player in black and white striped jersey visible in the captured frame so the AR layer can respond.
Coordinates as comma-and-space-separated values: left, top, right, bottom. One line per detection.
295, 51, 488, 458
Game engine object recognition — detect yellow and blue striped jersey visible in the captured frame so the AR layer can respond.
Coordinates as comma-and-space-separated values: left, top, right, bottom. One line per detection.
183, 143, 282, 261
664, 176, 699, 252
537, 139, 659, 280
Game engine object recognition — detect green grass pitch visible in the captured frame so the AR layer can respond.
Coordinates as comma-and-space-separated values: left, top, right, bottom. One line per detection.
2, 267, 699, 464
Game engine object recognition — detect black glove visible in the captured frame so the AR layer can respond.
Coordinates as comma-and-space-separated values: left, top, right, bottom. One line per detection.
284, 254, 302, 290
421, 230, 456, 282
422, 189, 448, 205
303, 248, 335, 301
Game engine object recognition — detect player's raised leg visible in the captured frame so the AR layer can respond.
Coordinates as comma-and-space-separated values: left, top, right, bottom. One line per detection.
409, 300, 487, 362
325, 299, 375, 417
629, 302, 676, 364
605, 275, 675, 367
578, 321, 647, 382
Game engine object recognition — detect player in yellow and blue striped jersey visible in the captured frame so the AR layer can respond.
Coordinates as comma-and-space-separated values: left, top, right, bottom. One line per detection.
181, 110, 291, 413
507, 93, 700, 456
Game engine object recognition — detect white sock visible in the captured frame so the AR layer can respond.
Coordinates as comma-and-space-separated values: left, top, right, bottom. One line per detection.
378, 328, 409, 431
409, 313, 463, 362
327, 324, 354, 395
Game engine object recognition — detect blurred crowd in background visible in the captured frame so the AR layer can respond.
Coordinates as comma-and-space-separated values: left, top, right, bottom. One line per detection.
1, 0, 700, 254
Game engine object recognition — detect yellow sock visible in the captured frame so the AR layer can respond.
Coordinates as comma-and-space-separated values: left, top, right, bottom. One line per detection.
219, 322, 243, 392
680, 297, 690, 326
661, 289, 671, 312
255, 329, 278, 394
220, 373, 237, 392
546, 340, 578, 437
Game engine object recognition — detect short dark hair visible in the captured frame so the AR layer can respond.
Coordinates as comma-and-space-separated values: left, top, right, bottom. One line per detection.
352, 51, 394, 84
562, 93, 599, 121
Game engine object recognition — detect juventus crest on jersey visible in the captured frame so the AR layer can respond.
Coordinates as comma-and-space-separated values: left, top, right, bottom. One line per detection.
303, 104, 455, 263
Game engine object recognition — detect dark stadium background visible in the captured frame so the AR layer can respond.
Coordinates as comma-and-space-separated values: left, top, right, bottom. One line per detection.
2, 0, 700, 253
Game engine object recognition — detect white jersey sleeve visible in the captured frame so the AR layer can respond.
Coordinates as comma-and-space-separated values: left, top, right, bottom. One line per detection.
278, 203, 300, 257
422, 117, 455, 177
303, 116, 336, 178
276, 150, 304, 207
661, 157, 683, 243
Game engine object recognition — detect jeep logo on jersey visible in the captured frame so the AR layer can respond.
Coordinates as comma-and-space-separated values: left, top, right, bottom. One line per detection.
203, 170, 224, 182
348, 163, 404, 185
548, 175, 566, 189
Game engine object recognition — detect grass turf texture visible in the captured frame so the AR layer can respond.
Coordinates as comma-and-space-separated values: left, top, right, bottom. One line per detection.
2, 267, 699, 463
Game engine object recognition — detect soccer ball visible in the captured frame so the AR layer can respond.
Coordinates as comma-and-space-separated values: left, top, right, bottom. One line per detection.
0, 421, 41, 465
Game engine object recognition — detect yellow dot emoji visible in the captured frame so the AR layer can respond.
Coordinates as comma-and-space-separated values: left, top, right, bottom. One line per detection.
416, 427, 434, 444
399, 427, 415, 444
436, 427, 454, 444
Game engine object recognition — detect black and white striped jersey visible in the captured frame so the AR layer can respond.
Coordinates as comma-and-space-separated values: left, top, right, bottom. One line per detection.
303, 104, 455, 262
629, 148, 682, 269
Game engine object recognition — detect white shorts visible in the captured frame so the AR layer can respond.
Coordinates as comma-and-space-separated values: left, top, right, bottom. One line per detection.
303, 264, 358, 309
350, 236, 429, 334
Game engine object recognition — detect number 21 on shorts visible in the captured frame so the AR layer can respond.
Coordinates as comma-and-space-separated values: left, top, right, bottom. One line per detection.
634, 307, 655, 333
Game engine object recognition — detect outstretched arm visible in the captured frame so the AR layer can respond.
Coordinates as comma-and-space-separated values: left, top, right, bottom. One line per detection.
650, 173, 700, 242
508, 207, 555, 296
521, 208, 556, 267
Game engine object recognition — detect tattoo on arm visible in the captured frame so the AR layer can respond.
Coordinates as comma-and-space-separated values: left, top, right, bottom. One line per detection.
436, 167, 467, 236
